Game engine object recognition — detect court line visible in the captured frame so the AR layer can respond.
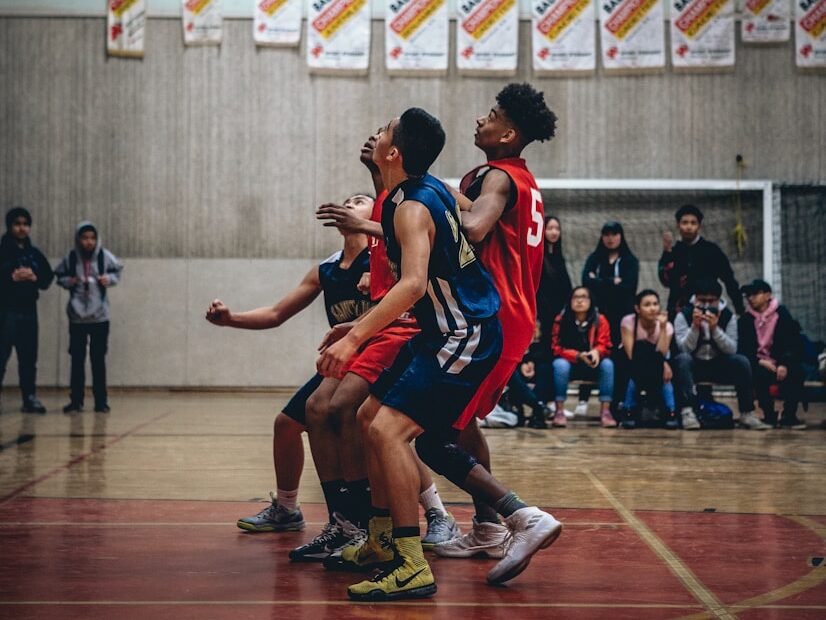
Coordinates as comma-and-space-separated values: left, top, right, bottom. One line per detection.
583, 469, 736, 620
0, 409, 177, 507
0, 520, 629, 527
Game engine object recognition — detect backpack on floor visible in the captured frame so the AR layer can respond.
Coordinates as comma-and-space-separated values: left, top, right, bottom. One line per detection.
696, 399, 735, 429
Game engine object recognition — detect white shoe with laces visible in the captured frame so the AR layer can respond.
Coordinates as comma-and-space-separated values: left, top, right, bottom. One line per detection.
739, 411, 771, 430
434, 517, 509, 559
487, 507, 563, 585
574, 401, 588, 416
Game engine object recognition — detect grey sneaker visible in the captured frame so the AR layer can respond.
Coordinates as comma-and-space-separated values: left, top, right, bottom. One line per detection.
421, 508, 460, 549
434, 517, 509, 559
487, 507, 563, 584
681, 407, 701, 431
739, 412, 771, 430
237, 492, 305, 532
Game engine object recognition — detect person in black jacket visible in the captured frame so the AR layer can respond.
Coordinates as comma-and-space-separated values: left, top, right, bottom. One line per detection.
659, 204, 744, 319
0, 207, 54, 413
536, 215, 572, 343
738, 279, 806, 429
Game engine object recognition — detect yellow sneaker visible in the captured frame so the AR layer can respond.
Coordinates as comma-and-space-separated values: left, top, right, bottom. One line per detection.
347, 558, 436, 601
323, 517, 394, 572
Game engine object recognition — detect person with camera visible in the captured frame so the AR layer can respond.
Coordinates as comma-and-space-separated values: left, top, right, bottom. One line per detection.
672, 278, 770, 430
550, 287, 615, 428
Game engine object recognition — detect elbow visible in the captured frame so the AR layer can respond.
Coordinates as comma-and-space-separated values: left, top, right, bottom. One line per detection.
465, 226, 486, 245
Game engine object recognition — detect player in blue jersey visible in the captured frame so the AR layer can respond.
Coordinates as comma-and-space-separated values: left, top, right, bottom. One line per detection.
206, 193, 374, 551
317, 109, 559, 601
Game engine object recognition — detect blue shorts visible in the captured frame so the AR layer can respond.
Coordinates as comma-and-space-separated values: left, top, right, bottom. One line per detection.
370, 319, 502, 433
281, 373, 323, 425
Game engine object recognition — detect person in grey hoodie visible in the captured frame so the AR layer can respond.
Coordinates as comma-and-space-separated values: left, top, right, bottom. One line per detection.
671, 278, 769, 431
55, 222, 123, 413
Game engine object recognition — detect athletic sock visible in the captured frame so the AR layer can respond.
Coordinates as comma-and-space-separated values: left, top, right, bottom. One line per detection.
493, 491, 529, 518
276, 488, 299, 512
473, 498, 502, 525
419, 483, 447, 515
392, 528, 427, 569
320, 479, 348, 523
345, 478, 372, 528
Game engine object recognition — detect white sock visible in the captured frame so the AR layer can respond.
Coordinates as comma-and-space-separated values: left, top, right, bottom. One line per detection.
277, 488, 299, 511
681, 406, 694, 416
419, 483, 446, 514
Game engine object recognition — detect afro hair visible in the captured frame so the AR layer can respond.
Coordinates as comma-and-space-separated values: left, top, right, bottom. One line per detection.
496, 83, 557, 144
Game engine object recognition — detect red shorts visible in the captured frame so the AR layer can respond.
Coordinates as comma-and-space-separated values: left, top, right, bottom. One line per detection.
342, 319, 419, 384
452, 355, 521, 430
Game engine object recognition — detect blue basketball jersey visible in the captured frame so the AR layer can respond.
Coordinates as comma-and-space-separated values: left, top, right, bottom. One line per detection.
381, 174, 500, 338
318, 247, 374, 328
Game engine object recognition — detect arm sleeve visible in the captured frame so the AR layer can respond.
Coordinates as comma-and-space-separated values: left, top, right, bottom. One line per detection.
551, 316, 579, 363
712, 315, 738, 355
674, 312, 699, 353
595, 317, 612, 359
620, 256, 639, 294
54, 255, 74, 290
35, 249, 54, 290
658, 251, 674, 287
103, 250, 124, 287
581, 254, 602, 287
716, 246, 744, 315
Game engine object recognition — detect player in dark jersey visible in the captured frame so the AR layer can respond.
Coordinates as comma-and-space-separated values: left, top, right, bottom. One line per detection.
318, 108, 559, 601
205, 193, 374, 548
434, 84, 564, 570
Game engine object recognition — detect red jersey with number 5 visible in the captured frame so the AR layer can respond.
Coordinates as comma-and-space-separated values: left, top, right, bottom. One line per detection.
459, 158, 544, 360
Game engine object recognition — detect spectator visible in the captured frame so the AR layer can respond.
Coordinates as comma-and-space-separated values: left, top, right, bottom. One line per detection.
0, 207, 54, 413
672, 278, 769, 430
620, 290, 678, 430
659, 204, 744, 319
536, 216, 572, 343
55, 222, 123, 413
509, 322, 553, 428
738, 279, 806, 430
550, 286, 616, 428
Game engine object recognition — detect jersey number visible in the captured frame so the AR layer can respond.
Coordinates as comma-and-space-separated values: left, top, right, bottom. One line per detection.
526, 188, 544, 248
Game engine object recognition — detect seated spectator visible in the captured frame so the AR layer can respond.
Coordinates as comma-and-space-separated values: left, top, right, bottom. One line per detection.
504, 321, 554, 429
620, 290, 678, 430
672, 278, 770, 430
738, 279, 806, 430
550, 287, 616, 428
659, 204, 744, 319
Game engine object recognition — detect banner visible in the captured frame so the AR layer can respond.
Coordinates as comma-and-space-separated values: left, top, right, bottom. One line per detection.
307, 0, 371, 73
796, 0, 826, 67
670, 0, 735, 69
532, 0, 596, 74
107, 0, 146, 57
742, 0, 791, 43
598, 0, 665, 71
254, 0, 302, 46
385, 0, 449, 73
457, 0, 520, 74
182, 0, 223, 45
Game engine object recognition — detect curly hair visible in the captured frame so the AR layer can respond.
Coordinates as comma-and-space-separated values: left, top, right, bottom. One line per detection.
496, 83, 557, 144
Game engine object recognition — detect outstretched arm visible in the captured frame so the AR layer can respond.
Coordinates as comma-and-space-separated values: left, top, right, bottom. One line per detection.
206, 266, 322, 330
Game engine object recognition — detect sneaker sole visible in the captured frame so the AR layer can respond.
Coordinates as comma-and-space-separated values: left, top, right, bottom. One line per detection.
433, 546, 505, 559
487, 521, 563, 585
347, 583, 437, 601
289, 551, 333, 562
236, 520, 305, 533
323, 556, 395, 573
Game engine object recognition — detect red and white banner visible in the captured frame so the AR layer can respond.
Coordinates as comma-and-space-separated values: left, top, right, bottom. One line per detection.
385, 0, 448, 73
532, 0, 596, 74
599, 0, 665, 71
254, 0, 302, 46
796, 0, 826, 67
307, 0, 371, 73
107, 0, 146, 57
742, 0, 791, 43
183, 0, 223, 45
670, 0, 735, 69
457, 0, 519, 73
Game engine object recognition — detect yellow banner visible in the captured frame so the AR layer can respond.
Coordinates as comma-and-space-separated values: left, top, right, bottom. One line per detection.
462, 0, 516, 41
259, 0, 290, 16
110, 0, 138, 18
538, 0, 591, 41
605, 0, 658, 40
391, 0, 444, 39
313, 0, 367, 39
185, 0, 212, 17
675, 0, 728, 38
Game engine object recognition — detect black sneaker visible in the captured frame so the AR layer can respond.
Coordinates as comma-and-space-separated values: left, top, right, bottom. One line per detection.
289, 514, 363, 562
528, 407, 548, 429
63, 402, 84, 414
21, 397, 47, 414
94, 404, 110, 413
778, 413, 806, 430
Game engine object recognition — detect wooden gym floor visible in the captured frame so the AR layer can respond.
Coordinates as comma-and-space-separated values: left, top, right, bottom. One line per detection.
1, 389, 825, 619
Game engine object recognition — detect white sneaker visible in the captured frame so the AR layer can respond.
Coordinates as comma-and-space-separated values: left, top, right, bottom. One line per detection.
681, 407, 701, 430
434, 518, 508, 559
574, 401, 588, 416
739, 412, 771, 430
487, 507, 563, 584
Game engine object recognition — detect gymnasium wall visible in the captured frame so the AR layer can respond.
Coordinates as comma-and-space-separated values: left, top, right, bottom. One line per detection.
1, 17, 824, 387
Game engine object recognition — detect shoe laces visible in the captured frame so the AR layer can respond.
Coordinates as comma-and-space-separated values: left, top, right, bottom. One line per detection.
333, 512, 366, 542
308, 521, 340, 545
253, 492, 280, 520
424, 508, 454, 538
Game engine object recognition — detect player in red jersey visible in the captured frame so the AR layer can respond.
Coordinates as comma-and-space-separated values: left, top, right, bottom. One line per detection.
432, 84, 563, 569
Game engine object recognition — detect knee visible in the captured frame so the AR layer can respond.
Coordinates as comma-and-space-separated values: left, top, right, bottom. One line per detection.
553, 358, 571, 375
673, 353, 692, 372
599, 358, 614, 376
304, 393, 328, 429
275, 411, 305, 436
731, 355, 752, 379
356, 400, 377, 437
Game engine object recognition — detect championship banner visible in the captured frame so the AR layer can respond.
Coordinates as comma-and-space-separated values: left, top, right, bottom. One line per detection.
107, 0, 146, 58
598, 0, 665, 71
183, 0, 223, 45
796, 0, 826, 67
385, 0, 449, 73
254, 0, 303, 46
457, 0, 520, 74
742, 0, 791, 43
670, 0, 735, 69
307, 0, 371, 73
532, 0, 596, 74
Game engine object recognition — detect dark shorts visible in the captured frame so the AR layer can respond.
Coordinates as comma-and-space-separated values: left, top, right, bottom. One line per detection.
370, 319, 502, 434
281, 373, 324, 425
